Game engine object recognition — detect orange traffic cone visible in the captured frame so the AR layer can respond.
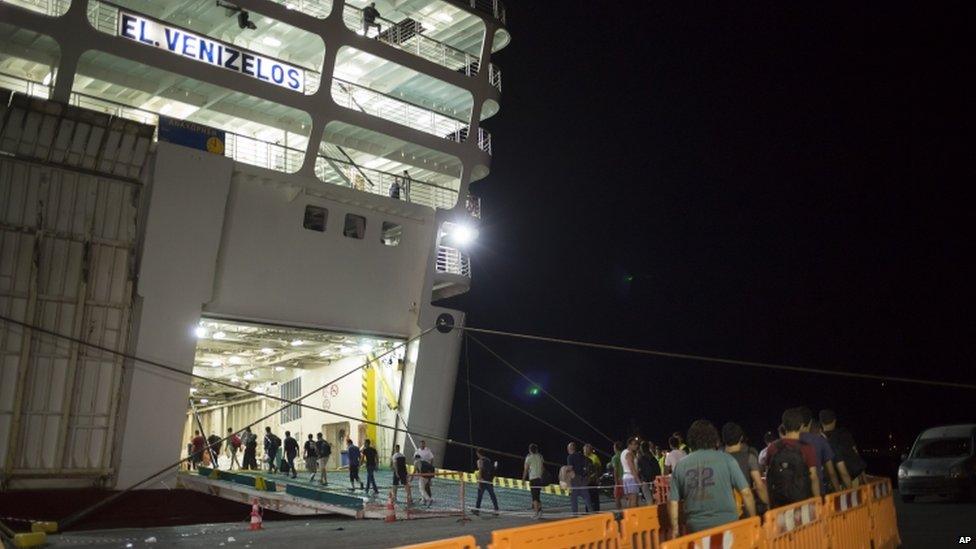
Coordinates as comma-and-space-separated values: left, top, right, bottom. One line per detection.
249, 498, 263, 531
385, 491, 396, 523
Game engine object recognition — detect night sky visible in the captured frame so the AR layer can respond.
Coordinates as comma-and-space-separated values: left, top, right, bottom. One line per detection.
440, 2, 974, 473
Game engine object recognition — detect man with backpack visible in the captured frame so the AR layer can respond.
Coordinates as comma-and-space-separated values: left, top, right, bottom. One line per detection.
669, 420, 756, 534
243, 427, 258, 470
474, 448, 499, 514
820, 409, 865, 487
722, 422, 770, 516
764, 408, 821, 508
304, 434, 318, 480
283, 431, 299, 478
314, 433, 331, 485
227, 427, 242, 470
264, 427, 281, 474
207, 433, 222, 468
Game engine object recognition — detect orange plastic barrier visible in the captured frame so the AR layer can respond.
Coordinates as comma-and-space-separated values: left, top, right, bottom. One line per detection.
620, 504, 664, 549
399, 535, 478, 549
763, 497, 825, 549
660, 516, 764, 549
866, 479, 900, 549
823, 486, 871, 549
488, 512, 620, 549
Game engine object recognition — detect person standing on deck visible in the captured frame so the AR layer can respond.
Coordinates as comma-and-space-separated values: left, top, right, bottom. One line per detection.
391, 444, 410, 503
583, 443, 602, 512
283, 431, 299, 479
314, 433, 331, 485
304, 434, 318, 481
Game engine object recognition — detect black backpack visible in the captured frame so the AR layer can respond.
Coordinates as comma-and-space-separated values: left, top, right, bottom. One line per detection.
767, 440, 812, 507
479, 458, 496, 482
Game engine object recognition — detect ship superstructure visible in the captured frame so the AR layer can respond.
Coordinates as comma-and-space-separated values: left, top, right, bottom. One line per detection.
0, 0, 508, 490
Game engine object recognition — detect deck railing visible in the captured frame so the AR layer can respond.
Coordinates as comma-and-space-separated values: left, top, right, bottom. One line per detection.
436, 245, 471, 277
314, 155, 459, 210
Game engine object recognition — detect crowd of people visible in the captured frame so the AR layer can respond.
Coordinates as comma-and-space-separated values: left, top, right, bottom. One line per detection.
184, 406, 865, 534
185, 427, 440, 505
513, 406, 866, 533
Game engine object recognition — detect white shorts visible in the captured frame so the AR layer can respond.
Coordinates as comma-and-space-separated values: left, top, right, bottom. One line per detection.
623, 474, 640, 495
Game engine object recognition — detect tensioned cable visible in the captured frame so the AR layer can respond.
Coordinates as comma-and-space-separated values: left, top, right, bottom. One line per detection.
0, 316, 565, 527
52, 323, 436, 529
461, 326, 976, 390
464, 376, 611, 458
467, 334, 616, 443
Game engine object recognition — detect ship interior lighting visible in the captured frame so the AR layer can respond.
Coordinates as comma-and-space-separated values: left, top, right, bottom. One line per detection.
190, 318, 404, 402
194, 326, 208, 338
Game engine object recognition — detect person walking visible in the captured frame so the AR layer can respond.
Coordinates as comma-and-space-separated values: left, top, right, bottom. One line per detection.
304, 434, 318, 480
283, 431, 299, 479
207, 433, 222, 468
669, 420, 756, 534
362, 439, 379, 495
347, 439, 364, 491
264, 427, 281, 474
362, 2, 381, 37
191, 431, 206, 469
583, 443, 602, 512
764, 408, 820, 507
243, 428, 258, 470
414, 454, 434, 506
314, 433, 331, 485
474, 448, 499, 515
722, 422, 770, 516
226, 428, 242, 470
820, 409, 865, 487
391, 444, 410, 503
566, 442, 594, 515
523, 443, 545, 519
637, 440, 661, 505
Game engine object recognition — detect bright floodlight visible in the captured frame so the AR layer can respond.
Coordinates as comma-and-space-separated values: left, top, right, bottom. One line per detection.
275, 366, 285, 372
290, 339, 304, 346
450, 224, 477, 246
213, 331, 227, 340
194, 326, 208, 338
200, 398, 209, 404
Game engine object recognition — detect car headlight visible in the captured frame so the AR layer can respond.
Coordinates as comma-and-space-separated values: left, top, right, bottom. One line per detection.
898, 466, 909, 479
948, 465, 965, 479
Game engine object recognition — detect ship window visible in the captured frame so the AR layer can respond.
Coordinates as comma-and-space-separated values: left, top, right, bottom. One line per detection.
381, 222, 402, 246
303, 205, 328, 232
344, 214, 366, 239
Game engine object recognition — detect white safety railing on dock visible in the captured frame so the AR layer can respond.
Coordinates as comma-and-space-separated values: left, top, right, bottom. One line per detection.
436, 245, 471, 277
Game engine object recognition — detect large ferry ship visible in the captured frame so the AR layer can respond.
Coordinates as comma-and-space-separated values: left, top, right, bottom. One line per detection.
0, 0, 509, 492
